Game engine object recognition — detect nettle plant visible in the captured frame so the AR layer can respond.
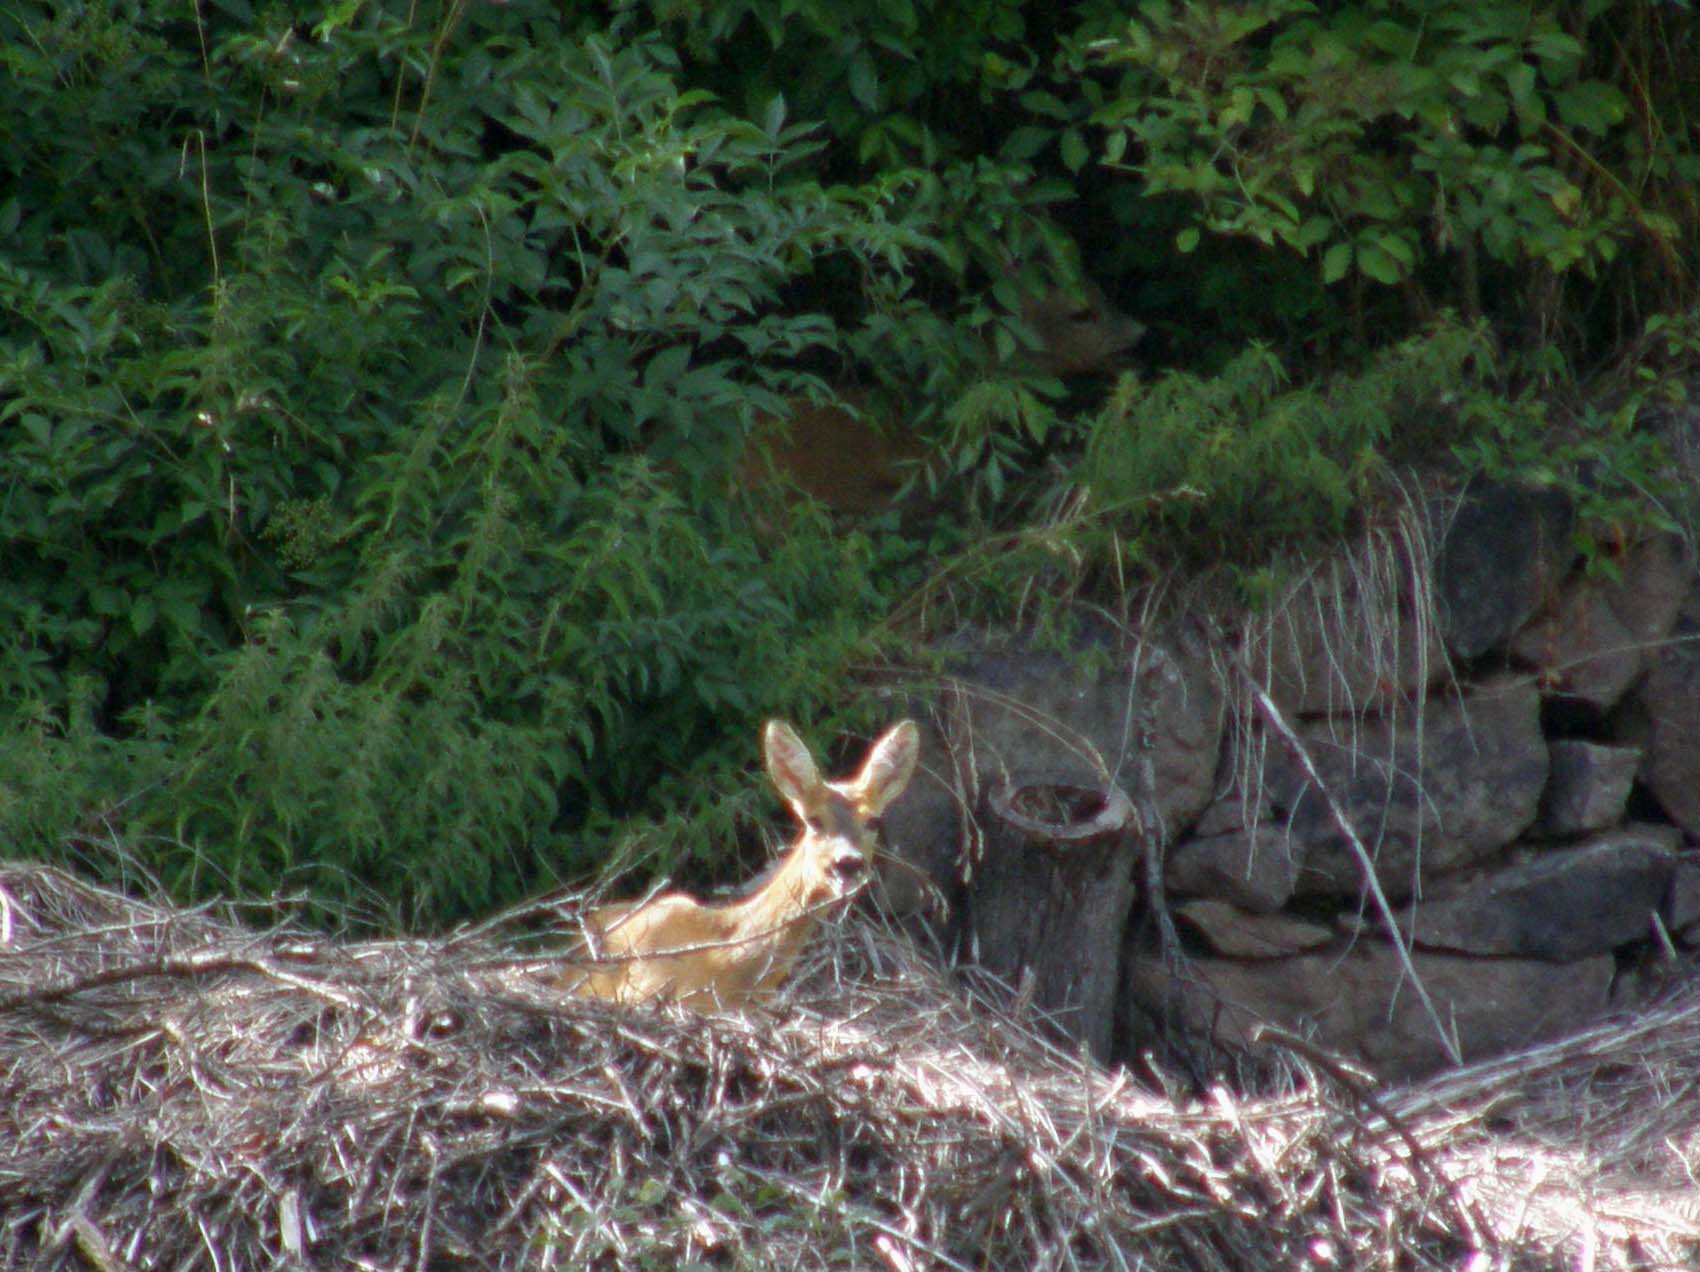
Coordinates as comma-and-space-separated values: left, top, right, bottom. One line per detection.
0, 5, 952, 924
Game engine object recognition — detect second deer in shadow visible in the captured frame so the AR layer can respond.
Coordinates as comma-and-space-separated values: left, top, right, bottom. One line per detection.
563, 719, 919, 1010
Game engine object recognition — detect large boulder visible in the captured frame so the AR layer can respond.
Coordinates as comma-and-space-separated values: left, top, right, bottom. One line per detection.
1600, 534, 1694, 649
1536, 740, 1641, 836
1165, 826, 1300, 913
1173, 900, 1333, 959
1668, 857, 1700, 941
1276, 677, 1548, 899
1389, 826, 1678, 960
1249, 534, 1448, 717
1510, 535, 1693, 711
1127, 942, 1614, 1083
1433, 482, 1574, 660
1622, 585, 1700, 837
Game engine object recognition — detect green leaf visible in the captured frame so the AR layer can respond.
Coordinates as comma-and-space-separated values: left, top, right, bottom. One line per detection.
1060, 128, 1089, 174
1356, 241, 1403, 285
130, 594, 157, 637
1176, 226, 1200, 253
160, 592, 204, 637
1294, 216, 1331, 249
1019, 90, 1072, 121
1220, 87, 1257, 129
311, 0, 362, 40
847, 50, 880, 111
644, 346, 691, 389
1376, 232, 1415, 268
1322, 241, 1353, 284
88, 585, 125, 618
1502, 62, 1537, 111
1554, 80, 1629, 133
19, 413, 52, 447
1003, 126, 1052, 161
1527, 32, 1585, 65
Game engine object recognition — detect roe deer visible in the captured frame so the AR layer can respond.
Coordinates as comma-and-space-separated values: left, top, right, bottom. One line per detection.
739, 390, 933, 516
564, 719, 919, 1010
738, 279, 1142, 518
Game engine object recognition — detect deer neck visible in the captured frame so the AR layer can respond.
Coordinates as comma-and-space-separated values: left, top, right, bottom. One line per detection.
721, 837, 825, 957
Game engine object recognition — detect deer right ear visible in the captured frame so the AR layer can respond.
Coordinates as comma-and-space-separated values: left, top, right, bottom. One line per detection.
852, 719, 920, 816
763, 719, 822, 808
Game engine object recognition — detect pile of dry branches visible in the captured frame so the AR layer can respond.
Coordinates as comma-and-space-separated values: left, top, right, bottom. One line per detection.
2, 860, 1697, 1269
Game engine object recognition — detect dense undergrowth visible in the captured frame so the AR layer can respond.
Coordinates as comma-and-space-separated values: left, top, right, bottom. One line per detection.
1, 0, 1695, 928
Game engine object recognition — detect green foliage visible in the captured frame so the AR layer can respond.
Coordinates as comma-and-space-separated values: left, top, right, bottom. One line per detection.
1453, 309, 1692, 555
623, 0, 1031, 167
3, 0, 1693, 928
1081, 320, 1496, 561
1451, 392, 1679, 567
1078, 311, 1683, 598
0, 2, 939, 923
1066, 0, 1698, 355
1636, 309, 1700, 396
633, 0, 1699, 367
621, 0, 1154, 393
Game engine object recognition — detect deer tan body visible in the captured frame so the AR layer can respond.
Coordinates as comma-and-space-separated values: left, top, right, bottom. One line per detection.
566, 719, 919, 1010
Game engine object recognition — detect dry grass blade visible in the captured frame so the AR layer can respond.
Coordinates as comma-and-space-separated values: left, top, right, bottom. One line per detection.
1, 862, 1696, 1269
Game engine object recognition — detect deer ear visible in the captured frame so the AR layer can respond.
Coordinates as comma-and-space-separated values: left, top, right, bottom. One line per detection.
850, 720, 920, 817
763, 719, 822, 809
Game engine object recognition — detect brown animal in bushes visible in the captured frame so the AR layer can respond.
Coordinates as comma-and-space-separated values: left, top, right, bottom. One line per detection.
740, 279, 1143, 517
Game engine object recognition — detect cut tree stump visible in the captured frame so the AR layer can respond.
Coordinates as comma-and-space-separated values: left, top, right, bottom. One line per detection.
963, 778, 1138, 1061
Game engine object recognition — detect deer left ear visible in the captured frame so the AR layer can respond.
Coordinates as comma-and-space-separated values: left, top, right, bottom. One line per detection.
850, 720, 919, 817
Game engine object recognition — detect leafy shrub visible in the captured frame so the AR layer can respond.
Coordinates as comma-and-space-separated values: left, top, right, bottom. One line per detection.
646, 0, 1699, 368
0, 4, 942, 923
1079, 311, 1685, 599
1065, 0, 1699, 358
1081, 320, 1493, 559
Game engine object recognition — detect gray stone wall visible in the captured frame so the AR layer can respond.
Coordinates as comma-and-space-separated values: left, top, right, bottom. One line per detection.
879, 484, 1700, 1082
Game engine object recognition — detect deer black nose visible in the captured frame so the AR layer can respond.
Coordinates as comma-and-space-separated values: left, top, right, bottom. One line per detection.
830, 849, 866, 881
